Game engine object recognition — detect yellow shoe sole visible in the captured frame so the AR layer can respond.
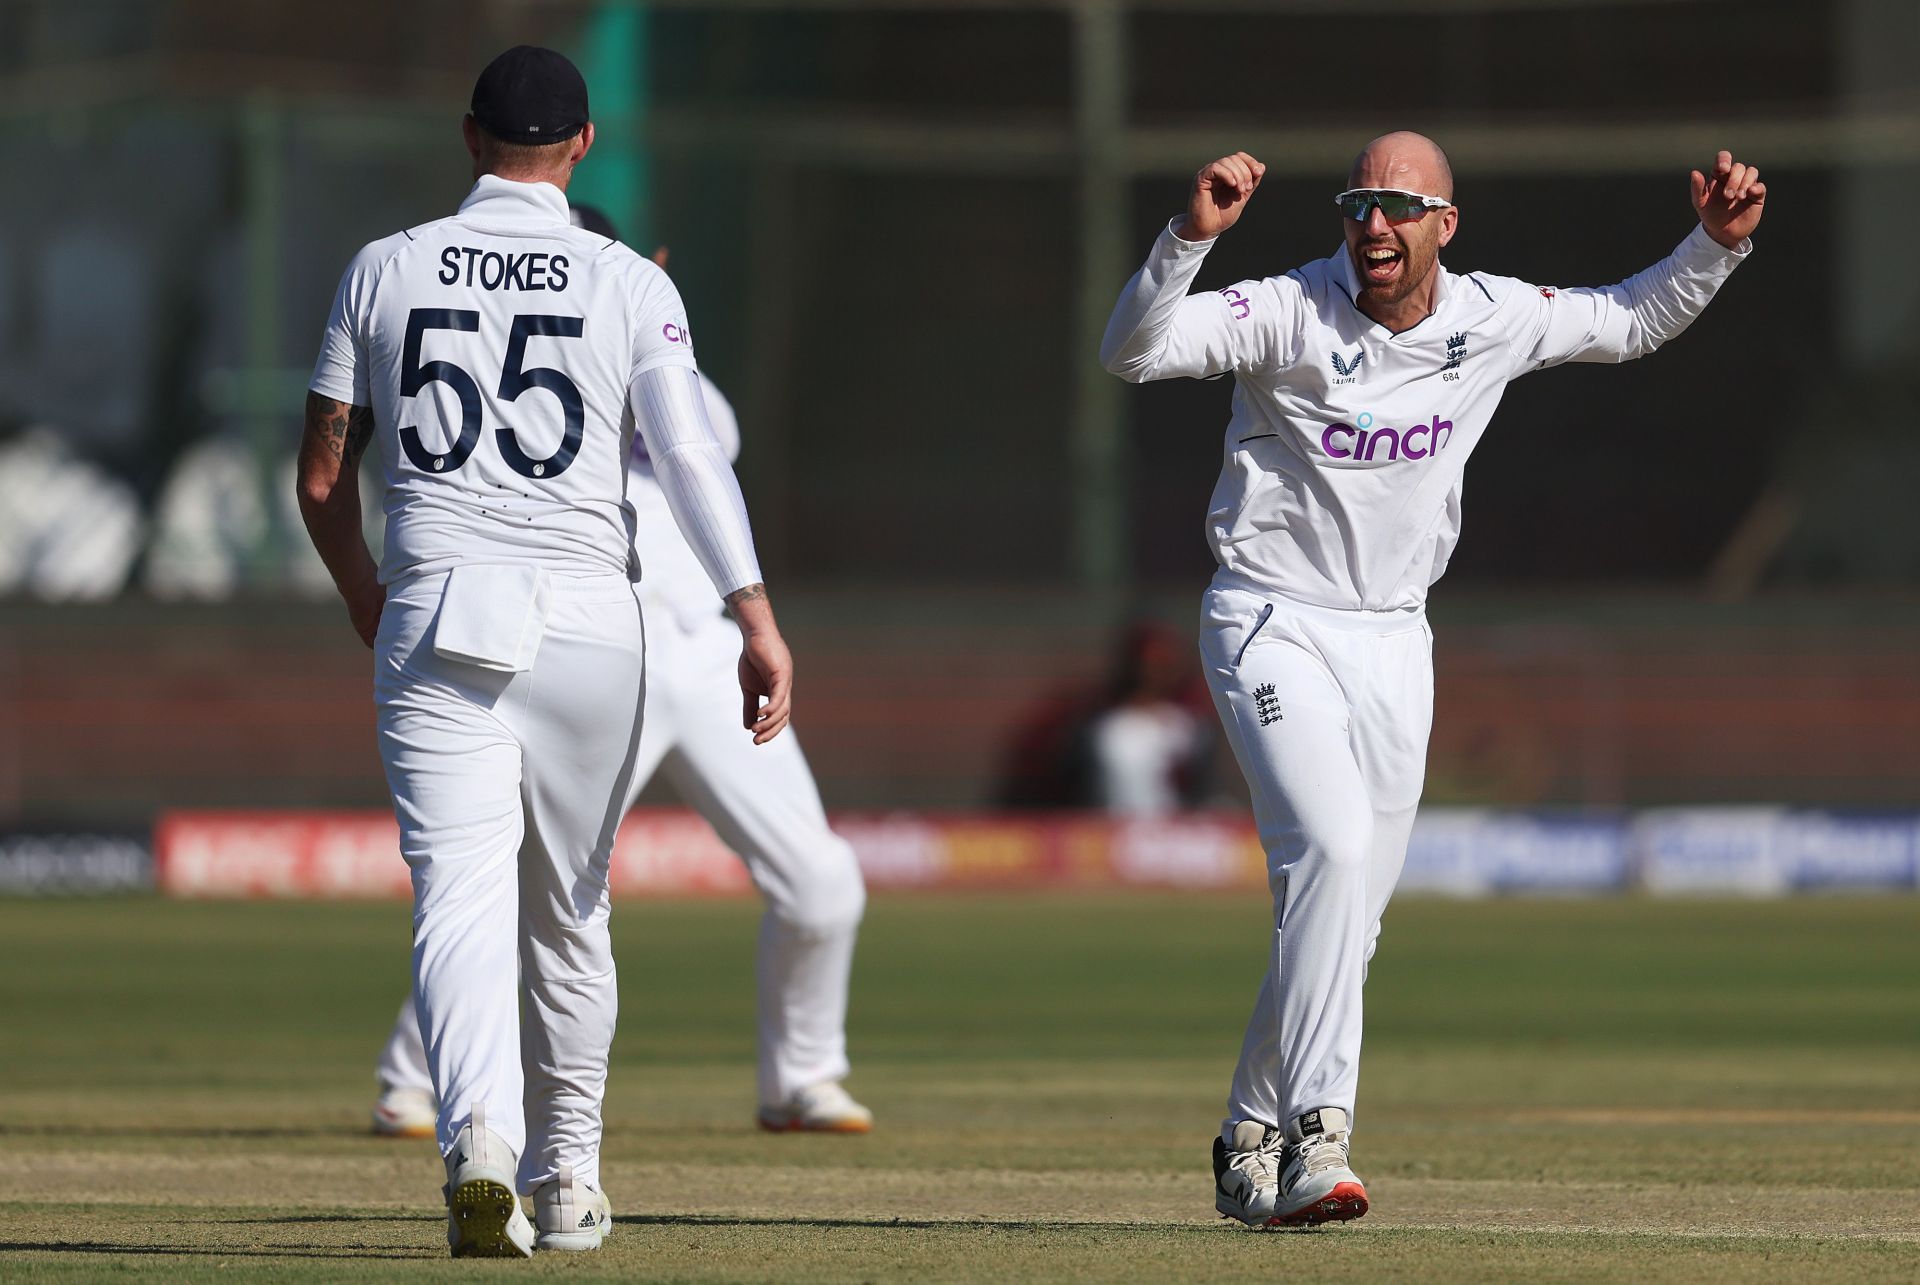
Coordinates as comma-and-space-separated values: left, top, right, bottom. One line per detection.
448, 1177, 531, 1258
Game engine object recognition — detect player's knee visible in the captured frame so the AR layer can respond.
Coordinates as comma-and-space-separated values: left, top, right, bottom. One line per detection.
1263, 817, 1372, 884
773, 840, 866, 938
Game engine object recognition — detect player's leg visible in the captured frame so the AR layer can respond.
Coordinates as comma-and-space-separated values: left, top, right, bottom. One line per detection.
1352, 620, 1435, 979
616, 639, 678, 812
375, 577, 534, 1256
372, 995, 436, 1138
656, 618, 869, 1130
377, 595, 527, 1158
511, 579, 645, 1250
662, 729, 868, 1127
1201, 587, 1375, 1227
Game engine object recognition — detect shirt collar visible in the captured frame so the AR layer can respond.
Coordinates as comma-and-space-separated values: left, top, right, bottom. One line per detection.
456, 174, 571, 227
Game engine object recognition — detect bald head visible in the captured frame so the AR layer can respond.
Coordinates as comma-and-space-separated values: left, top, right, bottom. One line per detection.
1348, 132, 1453, 201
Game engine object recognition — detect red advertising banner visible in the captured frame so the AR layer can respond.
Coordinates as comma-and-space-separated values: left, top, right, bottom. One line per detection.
152, 809, 1272, 899
147, 807, 1920, 900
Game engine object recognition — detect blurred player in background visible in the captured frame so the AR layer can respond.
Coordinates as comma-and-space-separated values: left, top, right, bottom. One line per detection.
1102, 134, 1763, 1227
299, 47, 791, 1256
373, 210, 870, 1145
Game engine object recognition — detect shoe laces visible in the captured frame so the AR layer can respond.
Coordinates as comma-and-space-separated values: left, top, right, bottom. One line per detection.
1228, 1127, 1286, 1186
1292, 1127, 1350, 1180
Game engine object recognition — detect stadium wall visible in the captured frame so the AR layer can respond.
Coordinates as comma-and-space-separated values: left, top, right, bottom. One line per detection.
3, 596, 1920, 824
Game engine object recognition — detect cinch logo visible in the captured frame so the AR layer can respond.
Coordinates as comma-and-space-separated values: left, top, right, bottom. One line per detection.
1320, 412, 1453, 462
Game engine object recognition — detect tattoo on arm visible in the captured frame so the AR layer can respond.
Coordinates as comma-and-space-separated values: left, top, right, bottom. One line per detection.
343, 405, 375, 468
725, 583, 768, 608
302, 392, 376, 469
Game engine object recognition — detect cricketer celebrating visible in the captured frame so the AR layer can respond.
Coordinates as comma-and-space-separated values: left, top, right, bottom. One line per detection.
373, 229, 870, 1140
298, 47, 790, 1257
1100, 134, 1763, 1227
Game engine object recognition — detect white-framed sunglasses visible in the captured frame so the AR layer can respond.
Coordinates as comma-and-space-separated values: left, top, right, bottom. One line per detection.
1334, 188, 1452, 225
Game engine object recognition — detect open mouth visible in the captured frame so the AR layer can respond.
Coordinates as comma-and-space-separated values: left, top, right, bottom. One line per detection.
1359, 244, 1403, 285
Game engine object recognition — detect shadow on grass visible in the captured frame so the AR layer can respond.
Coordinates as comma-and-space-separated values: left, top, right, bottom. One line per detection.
0, 1123, 362, 1141
214, 1214, 439, 1225
616, 1213, 1290, 1234
0, 1243, 430, 1261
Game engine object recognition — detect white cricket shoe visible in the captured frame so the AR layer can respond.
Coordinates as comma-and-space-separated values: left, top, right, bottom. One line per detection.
371, 1085, 437, 1139
757, 1080, 874, 1133
1213, 1119, 1283, 1226
1272, 1106, 1369, 1226
442, 1106, 534, 1259
532, 1165, 613, 1252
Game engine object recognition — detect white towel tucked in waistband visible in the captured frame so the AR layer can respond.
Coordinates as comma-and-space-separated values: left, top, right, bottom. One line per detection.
433, 565, 552, 672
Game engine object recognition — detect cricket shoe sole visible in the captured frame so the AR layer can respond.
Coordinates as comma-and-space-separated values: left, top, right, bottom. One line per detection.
756, 1112, 872, 1134
1269, 1178, 1369, 1227
448, 1176, 534, 1258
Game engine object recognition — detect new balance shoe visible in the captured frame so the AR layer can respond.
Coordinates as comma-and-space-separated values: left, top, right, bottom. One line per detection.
443, 1105, 534, 1259
1272, 1106, 1368, 1226
757, 1080, 874, 1133
532, 1165, 612, 1252
1213, 1119, 1283, 1226
371, 1085, 437, 1139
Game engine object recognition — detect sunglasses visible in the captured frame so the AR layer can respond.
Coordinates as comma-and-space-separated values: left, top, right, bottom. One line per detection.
1334, 188, 1452, 225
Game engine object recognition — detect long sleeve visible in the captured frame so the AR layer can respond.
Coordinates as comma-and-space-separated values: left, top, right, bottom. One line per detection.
1100, 220, 1297, 383
1498, 223, 1751, 373
628, 364, 763, 598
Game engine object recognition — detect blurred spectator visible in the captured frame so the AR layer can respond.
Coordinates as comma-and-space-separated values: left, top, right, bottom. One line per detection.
0, 428, 144, 600
145, 443, 380, 599
1085, 620, 1212, 815
143, 438, 269, 598
999, 618, 1214, 815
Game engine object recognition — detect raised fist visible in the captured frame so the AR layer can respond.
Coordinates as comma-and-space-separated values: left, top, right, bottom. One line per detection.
1180, 152, 1266, 242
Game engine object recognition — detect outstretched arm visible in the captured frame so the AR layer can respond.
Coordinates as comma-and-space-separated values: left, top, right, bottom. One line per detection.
296, 391, 384, 647
1508, 151, 1763, 371
1100, 152, 1288, 382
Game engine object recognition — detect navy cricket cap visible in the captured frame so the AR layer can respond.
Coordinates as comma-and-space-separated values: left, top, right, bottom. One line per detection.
470, 46, 589, 145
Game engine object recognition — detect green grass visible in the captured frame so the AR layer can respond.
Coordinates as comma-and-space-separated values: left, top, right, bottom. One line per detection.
1, 893, 1917, 1280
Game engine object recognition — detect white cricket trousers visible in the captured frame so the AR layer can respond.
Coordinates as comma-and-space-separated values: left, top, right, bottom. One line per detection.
631, 608, 866, 1104
1199, 579, 1433, 1132
376, 568, 645, 1194
377, 605, 866, 1110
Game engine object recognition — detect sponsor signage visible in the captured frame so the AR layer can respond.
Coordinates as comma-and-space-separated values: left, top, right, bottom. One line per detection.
0, 831, 151, 895
147, 808, 1920, 900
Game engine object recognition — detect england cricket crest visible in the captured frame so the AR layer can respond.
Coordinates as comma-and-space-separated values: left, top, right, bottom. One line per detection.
1253, 683, 1282, 727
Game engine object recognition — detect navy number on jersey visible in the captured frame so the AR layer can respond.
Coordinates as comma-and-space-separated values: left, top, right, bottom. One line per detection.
398, 309, 483, 474
398, 307, 586, 480
495, 315, 585, 479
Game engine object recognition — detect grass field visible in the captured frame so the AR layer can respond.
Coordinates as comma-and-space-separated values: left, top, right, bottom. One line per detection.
1, 892, 1917, 1281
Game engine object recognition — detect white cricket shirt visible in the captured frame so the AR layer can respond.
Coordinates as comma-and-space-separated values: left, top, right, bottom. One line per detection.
629, 371, 741, 629
310, 176, 758, 593
1102, 220, 1749, 613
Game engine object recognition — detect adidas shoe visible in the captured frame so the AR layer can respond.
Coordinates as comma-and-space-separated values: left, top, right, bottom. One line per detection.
1213, 1119, 1283, 1226
371, 1085, 437, 1140
757, 1080, 874, 1133
532, 1165, 612, 1252
443, 1105, 534, 1259
1272, 1106, 1368, 1226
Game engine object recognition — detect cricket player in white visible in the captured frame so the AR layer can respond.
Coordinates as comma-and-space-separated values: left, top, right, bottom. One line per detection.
372, 274, 870, 1139
297, 47, 793, 1257
1101, 134, 1764, 1227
